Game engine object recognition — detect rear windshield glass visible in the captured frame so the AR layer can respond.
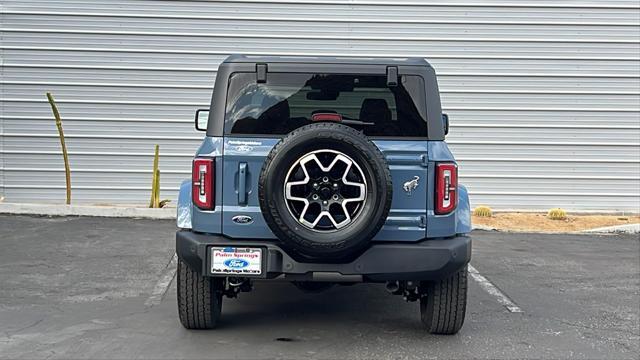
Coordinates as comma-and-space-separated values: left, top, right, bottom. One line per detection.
224, 72, 427, 137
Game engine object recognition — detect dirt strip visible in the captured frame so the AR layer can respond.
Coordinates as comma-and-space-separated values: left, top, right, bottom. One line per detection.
472, 212, 640, 233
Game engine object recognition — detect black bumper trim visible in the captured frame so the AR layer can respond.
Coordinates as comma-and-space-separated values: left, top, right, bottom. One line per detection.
176, 231, 471, 281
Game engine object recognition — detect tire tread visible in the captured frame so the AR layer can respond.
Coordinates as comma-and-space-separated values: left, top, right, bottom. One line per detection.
177, 259, 221, 329
420, 266, 467, 335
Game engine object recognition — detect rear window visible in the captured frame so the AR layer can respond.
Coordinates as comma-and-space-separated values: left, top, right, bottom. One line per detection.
224, 72, 427, 137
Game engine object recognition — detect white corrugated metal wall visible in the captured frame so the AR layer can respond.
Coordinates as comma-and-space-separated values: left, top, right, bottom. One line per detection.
1, 0, 639, 210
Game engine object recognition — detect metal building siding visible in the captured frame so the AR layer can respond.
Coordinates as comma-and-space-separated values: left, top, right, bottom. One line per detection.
1, 0, 639, 210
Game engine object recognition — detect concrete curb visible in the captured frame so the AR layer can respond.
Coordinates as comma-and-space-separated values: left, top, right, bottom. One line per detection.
489, 209, 638, 216
1, 203, 637, 234
1, 203, 496, 230
471, 224, 498, 232
0, 203, 175, 220
582, 223, 640, 234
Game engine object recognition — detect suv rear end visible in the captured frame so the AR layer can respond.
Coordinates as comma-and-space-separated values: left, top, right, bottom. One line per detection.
176, 55, 471, 334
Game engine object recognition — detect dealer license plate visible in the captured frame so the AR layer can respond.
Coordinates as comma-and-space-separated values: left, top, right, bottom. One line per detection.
210, 247, 263, 276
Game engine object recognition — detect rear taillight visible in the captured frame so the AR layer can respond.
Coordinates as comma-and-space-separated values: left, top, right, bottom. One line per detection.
192, 158, 214, 210
435, 163, 457, 215
311, 113, 342, 122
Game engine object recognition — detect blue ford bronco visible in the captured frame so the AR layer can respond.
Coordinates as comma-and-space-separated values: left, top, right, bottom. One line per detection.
176, 55, 472, 334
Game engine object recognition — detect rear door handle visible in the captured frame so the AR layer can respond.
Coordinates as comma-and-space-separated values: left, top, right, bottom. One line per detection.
238, 162, 247, 205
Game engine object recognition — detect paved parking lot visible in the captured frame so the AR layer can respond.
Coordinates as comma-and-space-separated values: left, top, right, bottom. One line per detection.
0, 215, 638, 359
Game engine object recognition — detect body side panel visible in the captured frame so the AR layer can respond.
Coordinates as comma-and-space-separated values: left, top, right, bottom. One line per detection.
456, 185, 472, 234
176, 179, 192, 229
190, 137, 224, 234
425, 141, 470, 237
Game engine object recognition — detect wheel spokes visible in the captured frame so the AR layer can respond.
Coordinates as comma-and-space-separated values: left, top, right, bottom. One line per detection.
284, 150, 367, 231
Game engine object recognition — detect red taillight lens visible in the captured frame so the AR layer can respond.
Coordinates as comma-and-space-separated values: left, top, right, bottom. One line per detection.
435, 163, 457, 215
192, 158, 214, 210
311, 113, 342, 122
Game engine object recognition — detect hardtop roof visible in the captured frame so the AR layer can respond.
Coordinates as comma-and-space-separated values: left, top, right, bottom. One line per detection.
223, 54, 431, 67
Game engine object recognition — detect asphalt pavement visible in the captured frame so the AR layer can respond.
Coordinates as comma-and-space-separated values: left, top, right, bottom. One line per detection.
0, 215, 638, 359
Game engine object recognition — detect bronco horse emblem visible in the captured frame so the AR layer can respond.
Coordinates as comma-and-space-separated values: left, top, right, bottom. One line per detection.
403, 176, 420, 195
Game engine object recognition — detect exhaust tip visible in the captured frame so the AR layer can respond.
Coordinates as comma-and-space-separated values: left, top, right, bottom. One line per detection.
385, 281, 400, 294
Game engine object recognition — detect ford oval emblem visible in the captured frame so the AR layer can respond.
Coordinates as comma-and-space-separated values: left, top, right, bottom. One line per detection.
232, 215, 253, 225
224, 259, 249, 269
235, 145, 253, 152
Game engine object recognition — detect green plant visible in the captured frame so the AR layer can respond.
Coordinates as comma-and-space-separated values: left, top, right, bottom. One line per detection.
473, 205, 492, 217
547, 208, 567, 220
46, 92, 71, 205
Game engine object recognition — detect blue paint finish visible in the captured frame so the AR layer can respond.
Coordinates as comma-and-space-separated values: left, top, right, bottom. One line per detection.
195, 136, 224, 158
425, 141, 462, 238
176, 179, 192, 229
187, 136, 467, 241
222, 206, 276, 238
456, 185, 472, 234
221, 137, 280, 239
427, 141, 455, 162
371, 140, 429, 241
216, 138, 432, 241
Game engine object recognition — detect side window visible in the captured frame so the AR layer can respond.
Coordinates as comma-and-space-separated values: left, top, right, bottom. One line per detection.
225, 72, 427, 137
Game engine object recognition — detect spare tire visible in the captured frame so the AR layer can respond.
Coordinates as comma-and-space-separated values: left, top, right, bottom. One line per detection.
258, 122, 392, 261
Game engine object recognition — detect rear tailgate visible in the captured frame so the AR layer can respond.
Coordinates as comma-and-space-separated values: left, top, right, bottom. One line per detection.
372, 140, 428, 241
221, 137, 427, 241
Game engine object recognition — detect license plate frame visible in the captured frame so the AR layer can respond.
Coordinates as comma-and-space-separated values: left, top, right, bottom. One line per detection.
209, 246, 265, 277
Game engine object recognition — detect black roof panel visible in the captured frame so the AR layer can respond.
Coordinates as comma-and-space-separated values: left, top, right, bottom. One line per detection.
223, 54, 431, 67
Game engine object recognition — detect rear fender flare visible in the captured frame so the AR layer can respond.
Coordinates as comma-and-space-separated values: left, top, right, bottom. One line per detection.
177, 179, 192, 229
455, 184, 471, 234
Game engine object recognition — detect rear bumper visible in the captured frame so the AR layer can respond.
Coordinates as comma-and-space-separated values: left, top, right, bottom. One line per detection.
176, 230, 471, 282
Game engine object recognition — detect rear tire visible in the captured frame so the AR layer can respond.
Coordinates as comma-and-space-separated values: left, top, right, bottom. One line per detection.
177, 259, 223, 329
419, 266, 468, 335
